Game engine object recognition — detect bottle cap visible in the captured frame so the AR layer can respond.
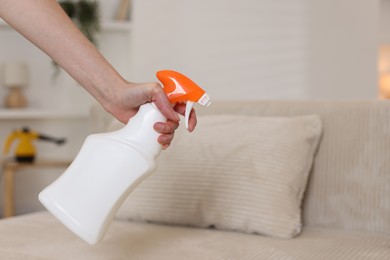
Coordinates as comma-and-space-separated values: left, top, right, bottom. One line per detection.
157, 70, 211, 129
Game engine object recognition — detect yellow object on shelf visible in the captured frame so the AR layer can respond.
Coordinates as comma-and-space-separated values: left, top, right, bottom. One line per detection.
3, 127, 66, 163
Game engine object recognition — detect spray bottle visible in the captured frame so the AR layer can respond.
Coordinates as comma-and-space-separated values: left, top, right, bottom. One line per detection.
38, 70, 211, 245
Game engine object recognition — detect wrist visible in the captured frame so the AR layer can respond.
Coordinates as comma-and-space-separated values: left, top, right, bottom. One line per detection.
88, 71, 129, 113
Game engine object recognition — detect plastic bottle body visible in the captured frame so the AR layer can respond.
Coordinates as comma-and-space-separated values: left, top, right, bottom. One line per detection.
39, 103, 165, 244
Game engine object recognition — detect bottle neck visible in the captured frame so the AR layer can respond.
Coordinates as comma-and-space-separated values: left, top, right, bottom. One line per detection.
120, 103, 167, 158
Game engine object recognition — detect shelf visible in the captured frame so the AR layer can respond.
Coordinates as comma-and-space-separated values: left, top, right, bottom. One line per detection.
0, 109, 88, 120
0, 18, 131, 32
101, 21, 132, 31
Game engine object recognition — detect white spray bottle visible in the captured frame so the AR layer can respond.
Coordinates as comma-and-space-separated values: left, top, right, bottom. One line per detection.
39, 70, 211, 245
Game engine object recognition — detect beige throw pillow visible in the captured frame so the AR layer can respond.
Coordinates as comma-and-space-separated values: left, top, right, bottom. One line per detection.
116, 114, 322, 238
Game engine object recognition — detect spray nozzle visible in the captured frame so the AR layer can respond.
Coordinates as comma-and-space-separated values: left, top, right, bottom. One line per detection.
156, 70, 211, 129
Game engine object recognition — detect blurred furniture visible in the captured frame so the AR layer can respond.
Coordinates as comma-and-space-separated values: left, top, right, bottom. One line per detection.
0, 100, 389, 259
2, 159, 71, 218
2, 62, 29, 108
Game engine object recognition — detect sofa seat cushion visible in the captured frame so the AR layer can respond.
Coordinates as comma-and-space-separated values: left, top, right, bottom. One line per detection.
0, 212, 389, 260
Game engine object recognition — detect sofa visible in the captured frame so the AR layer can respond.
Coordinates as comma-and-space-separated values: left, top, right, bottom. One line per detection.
0, 100, 389, 259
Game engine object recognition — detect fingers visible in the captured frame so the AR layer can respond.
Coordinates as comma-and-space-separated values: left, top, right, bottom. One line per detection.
158, 134, 173, 150
126, 82, 196, 131
154, 120, 179, 134
148, 82, 180, 122
154, 120, 179, 149
132, 82, 199, 150
105, 80, 198, 150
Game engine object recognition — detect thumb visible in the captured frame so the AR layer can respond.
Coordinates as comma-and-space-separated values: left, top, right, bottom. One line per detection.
144, 82, 180, 122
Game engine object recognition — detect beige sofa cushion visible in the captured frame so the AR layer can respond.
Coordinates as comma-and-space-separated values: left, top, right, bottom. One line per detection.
191, 100, 390, 235
1, 212, 389, 259
116, 114, 322, 238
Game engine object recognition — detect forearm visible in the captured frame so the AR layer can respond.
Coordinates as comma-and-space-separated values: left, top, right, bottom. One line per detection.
0, 0, 124, 108
0, 0, 189, 146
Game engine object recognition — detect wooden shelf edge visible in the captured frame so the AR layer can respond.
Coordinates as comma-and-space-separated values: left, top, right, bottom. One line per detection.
0, 109, 89, 120
101, 20, 132, 31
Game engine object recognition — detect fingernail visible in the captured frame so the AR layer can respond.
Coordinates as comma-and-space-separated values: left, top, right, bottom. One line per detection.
174, 113, 180, 121
154, 123, 164, 132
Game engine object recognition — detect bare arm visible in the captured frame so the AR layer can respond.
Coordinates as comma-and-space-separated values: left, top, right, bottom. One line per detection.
0, 0, 196, 148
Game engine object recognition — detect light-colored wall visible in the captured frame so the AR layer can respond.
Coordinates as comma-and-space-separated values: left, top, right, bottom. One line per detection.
379, 0, 390, 66
129, 0, 310, 100
307, 0, 379, 99
129, 0, 380, 100
380, 0, 390, 44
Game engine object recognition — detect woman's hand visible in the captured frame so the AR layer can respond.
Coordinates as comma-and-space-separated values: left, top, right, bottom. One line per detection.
102, 81, 197, 149
155, 103, 197, 149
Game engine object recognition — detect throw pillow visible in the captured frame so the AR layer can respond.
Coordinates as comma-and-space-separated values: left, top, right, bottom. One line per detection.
116, 114, 322, 238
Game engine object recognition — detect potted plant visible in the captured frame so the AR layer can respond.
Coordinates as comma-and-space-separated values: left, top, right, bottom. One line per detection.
59, 0, 100, 45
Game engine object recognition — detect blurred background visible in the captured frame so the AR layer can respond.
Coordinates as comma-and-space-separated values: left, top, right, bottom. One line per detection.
0, 0, 388, 216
